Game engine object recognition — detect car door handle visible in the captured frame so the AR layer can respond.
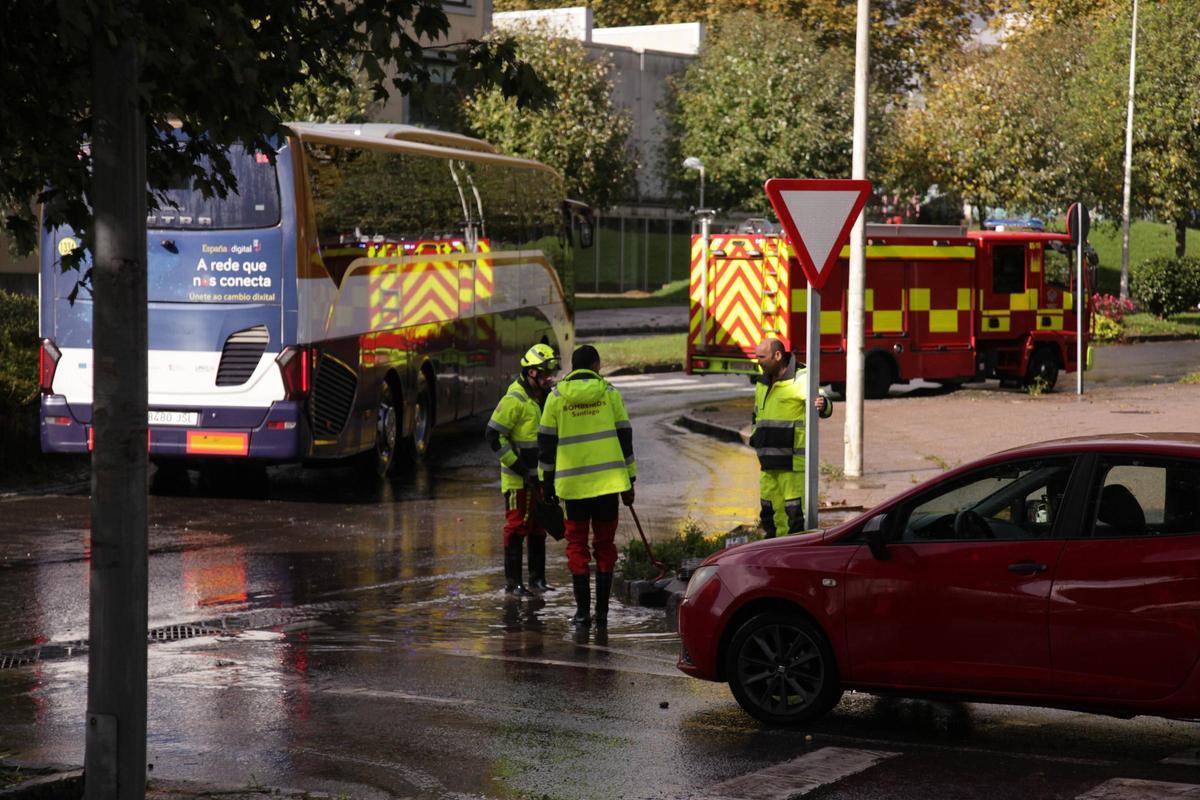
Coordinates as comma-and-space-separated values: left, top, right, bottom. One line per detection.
1008, 561, 1048, 574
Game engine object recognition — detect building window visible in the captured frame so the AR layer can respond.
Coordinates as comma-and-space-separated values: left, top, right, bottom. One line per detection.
408, 57, 464, 131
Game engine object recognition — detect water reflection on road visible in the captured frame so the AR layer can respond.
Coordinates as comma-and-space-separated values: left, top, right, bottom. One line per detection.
0, 389, 766, 792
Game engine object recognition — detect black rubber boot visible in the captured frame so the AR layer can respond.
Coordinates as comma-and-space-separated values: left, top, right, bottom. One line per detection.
571, 573, 591, 627
594, 571, 613, 629
504, 538, 532, 597
527, 535, 554, 592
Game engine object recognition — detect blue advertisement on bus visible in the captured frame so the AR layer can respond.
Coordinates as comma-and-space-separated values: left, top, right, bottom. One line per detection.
147, 231, 283, 304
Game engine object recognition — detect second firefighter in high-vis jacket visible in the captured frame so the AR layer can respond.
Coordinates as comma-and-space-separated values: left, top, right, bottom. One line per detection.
485, 343, 560, 596
751, 338, 833, 538
538, 345, 635, 629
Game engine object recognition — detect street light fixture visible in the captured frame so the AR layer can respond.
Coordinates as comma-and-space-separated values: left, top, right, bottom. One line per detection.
683, 156, 705, 210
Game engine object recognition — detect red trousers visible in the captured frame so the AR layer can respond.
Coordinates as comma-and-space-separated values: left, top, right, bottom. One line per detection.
503, 489, 546, 546
563, 493, 620, 575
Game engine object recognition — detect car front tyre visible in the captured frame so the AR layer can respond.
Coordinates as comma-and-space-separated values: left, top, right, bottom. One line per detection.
726, 612, 842, 726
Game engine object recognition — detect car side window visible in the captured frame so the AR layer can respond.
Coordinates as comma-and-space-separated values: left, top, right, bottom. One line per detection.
1090, 458, 1200, 538
900, 458, 1075, 543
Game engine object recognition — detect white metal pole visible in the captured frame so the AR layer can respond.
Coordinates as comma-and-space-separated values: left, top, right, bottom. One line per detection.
844, 0, 870, 478
805, 287, 821, 530
1077, 204, 1084, 396
1119, 0, 1138, 301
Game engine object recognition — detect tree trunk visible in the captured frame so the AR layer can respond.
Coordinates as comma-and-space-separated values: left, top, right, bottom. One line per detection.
1176, 219, 1187, 258
85, 14, 148, 800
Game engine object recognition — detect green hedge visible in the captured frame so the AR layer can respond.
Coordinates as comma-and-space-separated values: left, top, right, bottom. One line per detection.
1130, 255, 1200, 318
0, 290, 38, 414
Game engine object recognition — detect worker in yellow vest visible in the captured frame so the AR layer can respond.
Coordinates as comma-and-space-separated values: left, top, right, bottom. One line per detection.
485, 343, 560, 596
538, 345, 635, 628
751, 338, 833, 538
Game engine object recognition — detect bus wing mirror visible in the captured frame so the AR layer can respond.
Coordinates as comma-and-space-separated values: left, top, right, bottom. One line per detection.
577, 217, 594, 249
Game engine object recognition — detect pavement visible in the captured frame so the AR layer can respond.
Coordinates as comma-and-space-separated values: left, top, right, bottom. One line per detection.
676, 377, 1200, 514
0, 762, 331, 800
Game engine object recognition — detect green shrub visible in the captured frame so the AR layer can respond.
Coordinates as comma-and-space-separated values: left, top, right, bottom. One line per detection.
617, 518, 761, 581
1130, 255, 1200, 318
0, 290, 38, 414
1092, 315, 1122, 342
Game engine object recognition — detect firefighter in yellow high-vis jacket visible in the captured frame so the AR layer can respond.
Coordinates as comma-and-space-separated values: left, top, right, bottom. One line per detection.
538, 345, 635, 628
485, 343, 560, 596
751, 338, 832, 538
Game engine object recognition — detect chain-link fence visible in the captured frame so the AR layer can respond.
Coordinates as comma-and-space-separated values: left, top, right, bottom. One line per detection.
585, 215, 693, 294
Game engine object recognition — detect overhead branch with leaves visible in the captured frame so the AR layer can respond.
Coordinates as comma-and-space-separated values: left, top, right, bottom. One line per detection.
0, 0, 552, 273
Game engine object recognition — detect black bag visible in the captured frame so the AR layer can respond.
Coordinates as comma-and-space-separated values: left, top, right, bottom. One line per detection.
534, 495, 565, 541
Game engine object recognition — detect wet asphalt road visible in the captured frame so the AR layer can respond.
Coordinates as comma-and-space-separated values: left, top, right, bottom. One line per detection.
2, 346, 1200, 798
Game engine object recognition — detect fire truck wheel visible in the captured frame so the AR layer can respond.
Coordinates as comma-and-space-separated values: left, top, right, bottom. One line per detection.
830, 382, 846, 400
1024, 348, 1059, 391
864, 354, 894, 400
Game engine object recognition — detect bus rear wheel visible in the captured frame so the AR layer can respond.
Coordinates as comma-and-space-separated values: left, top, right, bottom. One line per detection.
374, 379, 399, 477
405, 369, 434, 460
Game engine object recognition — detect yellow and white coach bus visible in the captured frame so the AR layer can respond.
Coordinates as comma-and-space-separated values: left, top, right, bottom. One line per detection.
39, 123, 583, 475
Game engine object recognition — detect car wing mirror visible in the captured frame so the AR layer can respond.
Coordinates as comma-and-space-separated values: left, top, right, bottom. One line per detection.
863, 513, 892, 561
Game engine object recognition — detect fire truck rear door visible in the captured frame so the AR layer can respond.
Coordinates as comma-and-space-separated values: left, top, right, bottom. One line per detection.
707, 237, 765, 351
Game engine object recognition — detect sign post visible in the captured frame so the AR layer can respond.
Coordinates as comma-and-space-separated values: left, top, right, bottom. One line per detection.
764, 179, 871, 530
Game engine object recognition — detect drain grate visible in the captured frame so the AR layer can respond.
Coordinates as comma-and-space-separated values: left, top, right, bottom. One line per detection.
0, 652, 34, 670
147, 623, 226, 643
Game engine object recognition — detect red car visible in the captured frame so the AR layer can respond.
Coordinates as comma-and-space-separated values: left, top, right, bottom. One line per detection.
677, 433, 1200, 725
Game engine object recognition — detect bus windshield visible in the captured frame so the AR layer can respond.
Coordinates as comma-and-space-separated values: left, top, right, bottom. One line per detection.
148, 144, 281, 230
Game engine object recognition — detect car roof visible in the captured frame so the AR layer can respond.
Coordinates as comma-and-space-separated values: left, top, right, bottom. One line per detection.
995, 432, 1200, 459
821, 433, 1200, 541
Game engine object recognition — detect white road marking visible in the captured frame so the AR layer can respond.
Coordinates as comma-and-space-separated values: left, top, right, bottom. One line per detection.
609, 380, 754, 396
1162, 748, 1200, 767
701, 746, 899, 800
1076, 778, 1200, 799
607, 373, 670, 384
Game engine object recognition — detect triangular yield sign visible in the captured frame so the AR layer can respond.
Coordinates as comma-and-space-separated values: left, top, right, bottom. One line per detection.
763, 178, 871, 291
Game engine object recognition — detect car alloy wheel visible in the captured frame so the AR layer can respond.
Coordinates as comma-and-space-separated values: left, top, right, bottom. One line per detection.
727, 612, 842, 725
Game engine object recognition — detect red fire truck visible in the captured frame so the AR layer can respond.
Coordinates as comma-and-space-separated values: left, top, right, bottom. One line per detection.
686, 221, 1094, 397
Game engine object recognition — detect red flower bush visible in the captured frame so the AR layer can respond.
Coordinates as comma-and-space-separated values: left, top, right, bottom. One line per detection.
1092, 293, 1135, 323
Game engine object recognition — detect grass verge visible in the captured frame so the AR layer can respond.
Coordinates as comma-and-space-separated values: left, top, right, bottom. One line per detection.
591, 332, 685, 372
1120, 311, 1200, 338
574, 279, 690, 311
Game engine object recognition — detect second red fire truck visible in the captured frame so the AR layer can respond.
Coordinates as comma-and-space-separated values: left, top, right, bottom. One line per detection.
686, 220, 1094, 397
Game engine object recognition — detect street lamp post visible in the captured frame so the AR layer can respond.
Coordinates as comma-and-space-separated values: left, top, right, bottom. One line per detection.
684, 157, 712, 347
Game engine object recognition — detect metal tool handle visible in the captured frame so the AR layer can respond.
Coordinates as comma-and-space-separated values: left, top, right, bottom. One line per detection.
628, 505, 669, 581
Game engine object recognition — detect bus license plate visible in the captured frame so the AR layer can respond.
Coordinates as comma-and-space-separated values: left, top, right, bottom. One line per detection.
148, 410, 199, 426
